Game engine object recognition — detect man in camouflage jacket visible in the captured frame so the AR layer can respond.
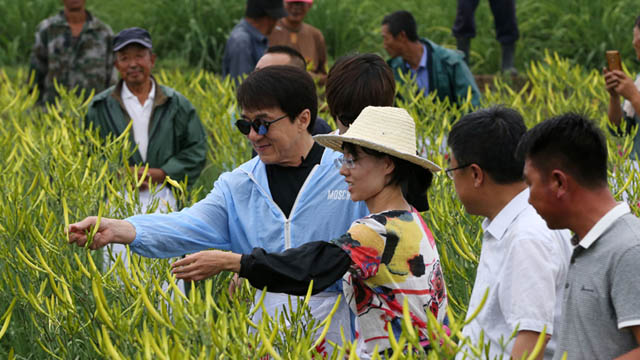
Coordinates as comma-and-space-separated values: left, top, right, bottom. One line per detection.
29, 0, 116, 106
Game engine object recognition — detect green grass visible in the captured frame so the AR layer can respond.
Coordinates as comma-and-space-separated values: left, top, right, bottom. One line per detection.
1, 0, 639, 74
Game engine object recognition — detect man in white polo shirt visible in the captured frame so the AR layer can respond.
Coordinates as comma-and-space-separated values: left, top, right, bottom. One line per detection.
517, 113, 640, 360
447, 106, 572, 359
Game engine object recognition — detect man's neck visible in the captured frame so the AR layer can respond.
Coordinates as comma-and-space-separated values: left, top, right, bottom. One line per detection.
570, 188, 618, 240
484, 181, 528, 221
64, 7, 86, 26
245, 17, 271, 36
281, 17, 302, 31
126, 79, 153, 105
281, 134, 315, 167
403, 41, 424, 70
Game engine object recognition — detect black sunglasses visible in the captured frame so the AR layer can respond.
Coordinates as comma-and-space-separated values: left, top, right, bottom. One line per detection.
235, 114, 287, 135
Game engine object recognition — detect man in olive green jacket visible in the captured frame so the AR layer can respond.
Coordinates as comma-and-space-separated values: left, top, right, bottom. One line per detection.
85, 28, 206, 194
382, 11, 481, 108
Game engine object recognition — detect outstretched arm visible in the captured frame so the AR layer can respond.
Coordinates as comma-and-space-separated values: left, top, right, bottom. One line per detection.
171, 241, 351, 295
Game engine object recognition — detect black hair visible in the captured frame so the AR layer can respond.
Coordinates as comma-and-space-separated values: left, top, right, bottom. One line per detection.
635, 15, 640, 28
448, 106, 527, 184
246, 0, 267, 18
265, 45, 307, 70
326, 54, 396, 126
516, 113, 608, 188
343, 142, 433, 210
237, 65, 317, 133
381, 10, 419, 42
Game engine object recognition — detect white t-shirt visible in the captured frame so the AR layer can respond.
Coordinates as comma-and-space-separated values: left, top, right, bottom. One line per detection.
457, 188, 573, 359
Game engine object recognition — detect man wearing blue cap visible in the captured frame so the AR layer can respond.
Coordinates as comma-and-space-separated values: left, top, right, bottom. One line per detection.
85, 27, 207, 210
222, 0, 287, 79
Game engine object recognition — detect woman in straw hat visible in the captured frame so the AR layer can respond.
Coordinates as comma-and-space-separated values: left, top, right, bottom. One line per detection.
172, 106, 449, 356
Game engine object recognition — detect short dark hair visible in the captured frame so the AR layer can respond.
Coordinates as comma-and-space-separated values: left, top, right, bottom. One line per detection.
343, 143, 433, 210
516, 113, 608, 188
635, 15, 640, 28
326, 54, 395, 126
237, 65, 317, 133
265, 45, 307, 70
382, 10, 419, 42
448, 106, 527, 184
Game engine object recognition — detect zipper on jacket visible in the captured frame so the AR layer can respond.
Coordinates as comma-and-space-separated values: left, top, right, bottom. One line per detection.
243, 164, 320, 250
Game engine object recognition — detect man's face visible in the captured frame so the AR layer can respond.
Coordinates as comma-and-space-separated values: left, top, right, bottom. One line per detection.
62, 0, 85, 11
285, 2, 311, 24
381, 24, 402, 58
255, 53, 292, 69
448, 152, 480, 216
523, 158, 564, 229
633, 26, 640, 61
114, 44, 156, 88
241, 107, 307, 166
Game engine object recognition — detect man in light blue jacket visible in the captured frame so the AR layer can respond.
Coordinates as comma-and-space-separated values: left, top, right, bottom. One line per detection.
68, 66, 368, 349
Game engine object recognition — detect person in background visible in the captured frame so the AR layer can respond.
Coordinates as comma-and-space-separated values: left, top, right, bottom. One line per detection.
447, 106, 571, 360
452, 0, 519, 73
85, 27, 207, 212
325, 53, 396, 134
268, 0, 328, 84
70, 66, 369, 353
170, 106, 448, 358
222, 0, 286, 80
603, 15, 640, 162
381, 10, 481, 108
29, 0, 116, 106
255, 45, 331, 135
517, 113, 640, 360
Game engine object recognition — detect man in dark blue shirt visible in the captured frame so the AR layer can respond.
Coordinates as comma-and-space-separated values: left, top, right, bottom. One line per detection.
222, 0, 286, 79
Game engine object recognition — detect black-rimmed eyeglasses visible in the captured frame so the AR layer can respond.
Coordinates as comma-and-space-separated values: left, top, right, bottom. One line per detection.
235, 114, 287, 135
444, 163, 471, 179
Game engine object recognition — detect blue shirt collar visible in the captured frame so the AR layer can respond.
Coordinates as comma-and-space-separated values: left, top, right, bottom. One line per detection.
404, 43, 428, 71
240, 18, 267, 44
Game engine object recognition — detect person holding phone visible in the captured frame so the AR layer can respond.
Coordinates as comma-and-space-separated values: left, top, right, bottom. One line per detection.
603, 15, 640, 161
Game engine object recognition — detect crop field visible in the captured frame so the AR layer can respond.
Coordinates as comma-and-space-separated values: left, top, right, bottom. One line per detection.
0, 51, 639, 358
2, 0, 640, 358
1, 0, 639, 74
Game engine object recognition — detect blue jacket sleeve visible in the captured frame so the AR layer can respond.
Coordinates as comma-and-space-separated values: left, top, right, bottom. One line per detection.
127, 176, 233, 258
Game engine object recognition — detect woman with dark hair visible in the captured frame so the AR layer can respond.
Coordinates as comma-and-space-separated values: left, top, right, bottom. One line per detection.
604, 15, 640, 161
172, 106, 449, 357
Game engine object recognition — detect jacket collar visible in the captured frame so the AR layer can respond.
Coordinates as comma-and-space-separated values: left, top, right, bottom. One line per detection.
54, 9, 100, 30
110, 76, 168, 111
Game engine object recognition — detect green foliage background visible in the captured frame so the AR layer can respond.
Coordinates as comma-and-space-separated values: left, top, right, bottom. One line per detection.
1, 0, 639, 73
0, 52, 639, 358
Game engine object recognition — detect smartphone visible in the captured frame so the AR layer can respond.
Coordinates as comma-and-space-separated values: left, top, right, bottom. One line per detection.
606, 50, 622, 71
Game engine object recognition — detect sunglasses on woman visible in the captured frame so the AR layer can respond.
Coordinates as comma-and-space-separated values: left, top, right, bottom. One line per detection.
235, 114, 288, 135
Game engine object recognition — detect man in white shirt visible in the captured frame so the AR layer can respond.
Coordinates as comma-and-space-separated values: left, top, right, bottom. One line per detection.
85, 28, 207, 273
85, 27, 206, 213
517, 113, 640, 360
446, 106, 572, 359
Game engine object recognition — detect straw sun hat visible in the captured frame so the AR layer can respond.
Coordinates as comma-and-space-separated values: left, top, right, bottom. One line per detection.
314, 106, 441, 172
